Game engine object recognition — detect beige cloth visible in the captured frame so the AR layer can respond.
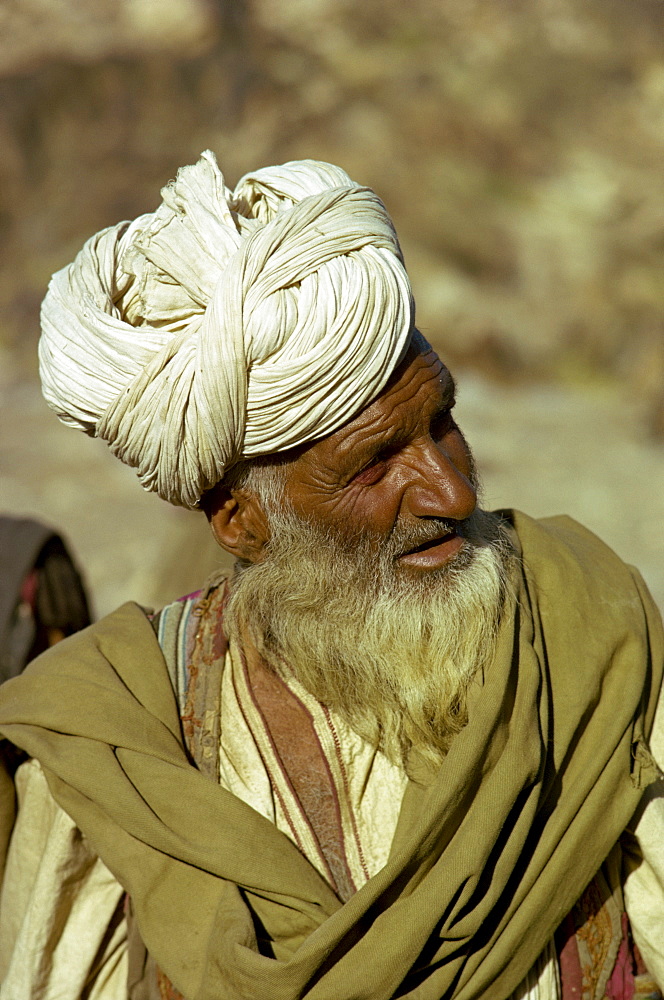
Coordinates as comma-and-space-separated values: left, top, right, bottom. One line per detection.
624, 716, 664, 988
219, 641, 409, 889
0, 758, 127, 1000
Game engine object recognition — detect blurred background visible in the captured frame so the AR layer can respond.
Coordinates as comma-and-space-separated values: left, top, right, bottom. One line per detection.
1, 0, 664, 617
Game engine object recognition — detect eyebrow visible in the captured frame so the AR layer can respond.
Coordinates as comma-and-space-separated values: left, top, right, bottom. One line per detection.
438, 369, 457, 407
343, 368, 459, 475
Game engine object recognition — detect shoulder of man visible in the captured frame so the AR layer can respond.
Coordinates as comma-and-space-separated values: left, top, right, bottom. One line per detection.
0, 599, 184, 764
503, 508, 663, 742
505, 507, 659, 623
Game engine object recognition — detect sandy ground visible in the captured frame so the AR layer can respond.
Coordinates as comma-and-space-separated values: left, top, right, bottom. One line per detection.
1, 371, 663, 619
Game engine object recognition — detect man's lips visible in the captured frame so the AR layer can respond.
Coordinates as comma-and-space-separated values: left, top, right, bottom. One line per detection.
398, 526, 464, 570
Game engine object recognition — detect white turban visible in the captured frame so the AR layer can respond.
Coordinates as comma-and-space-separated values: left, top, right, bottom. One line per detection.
39, 151, 413, 508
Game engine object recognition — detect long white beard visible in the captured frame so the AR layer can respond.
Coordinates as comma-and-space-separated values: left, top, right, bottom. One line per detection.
224, 506, 514, 769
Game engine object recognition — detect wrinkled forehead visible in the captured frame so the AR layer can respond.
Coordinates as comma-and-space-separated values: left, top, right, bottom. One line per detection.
367, 333, 452, 417
287, 335, 454, 474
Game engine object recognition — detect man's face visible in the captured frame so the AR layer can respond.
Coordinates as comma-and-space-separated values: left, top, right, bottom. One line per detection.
225, 340, 509, 767
280, 339, 477, 574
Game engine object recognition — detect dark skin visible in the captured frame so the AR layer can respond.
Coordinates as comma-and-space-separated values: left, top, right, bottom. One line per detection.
208, 339, 477, 574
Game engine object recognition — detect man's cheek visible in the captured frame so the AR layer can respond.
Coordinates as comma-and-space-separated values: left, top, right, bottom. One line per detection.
329, 486, 404, 542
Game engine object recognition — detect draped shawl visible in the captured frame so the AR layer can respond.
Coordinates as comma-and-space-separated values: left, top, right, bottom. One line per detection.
0, 511, 661, 1000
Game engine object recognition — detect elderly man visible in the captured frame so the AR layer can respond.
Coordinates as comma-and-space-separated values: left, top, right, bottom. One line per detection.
0, 153, 663, 1000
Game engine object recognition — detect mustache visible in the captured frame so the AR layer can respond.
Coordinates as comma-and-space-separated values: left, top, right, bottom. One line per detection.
386, 456, 482, 558
387, 517, 462, 558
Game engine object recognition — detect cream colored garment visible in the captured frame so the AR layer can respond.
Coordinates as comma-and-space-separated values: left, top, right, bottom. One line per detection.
0, 758, 127, 1000
3, 687, 664, 1000
511, 942, 561, 1000
218, 644, 562, 1000
39, 152, 413, 508
219, 641, 409, 887
624, 706, 664, 988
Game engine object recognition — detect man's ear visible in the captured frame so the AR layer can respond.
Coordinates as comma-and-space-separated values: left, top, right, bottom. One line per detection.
205, 485, 270, 563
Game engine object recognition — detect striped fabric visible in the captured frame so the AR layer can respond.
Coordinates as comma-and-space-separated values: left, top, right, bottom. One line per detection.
152, 591, 201, 714
154, 581, 407, 900
229, 642, 405, 898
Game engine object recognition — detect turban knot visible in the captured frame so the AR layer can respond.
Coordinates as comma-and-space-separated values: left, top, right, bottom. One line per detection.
39, 152, 413, 507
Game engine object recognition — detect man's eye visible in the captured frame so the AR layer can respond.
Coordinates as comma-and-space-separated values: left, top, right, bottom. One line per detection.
431, 408, 456, 438
353, 454, 388, 485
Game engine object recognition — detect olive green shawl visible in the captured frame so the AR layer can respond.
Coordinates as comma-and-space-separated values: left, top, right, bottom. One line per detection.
0, 511, 662, 1000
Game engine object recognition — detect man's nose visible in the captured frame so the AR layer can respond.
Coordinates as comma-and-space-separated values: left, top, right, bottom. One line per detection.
403, 440, 477, 522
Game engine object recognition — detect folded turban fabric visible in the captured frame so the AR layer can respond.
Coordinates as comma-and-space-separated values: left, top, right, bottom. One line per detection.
39, 151, 413, 508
